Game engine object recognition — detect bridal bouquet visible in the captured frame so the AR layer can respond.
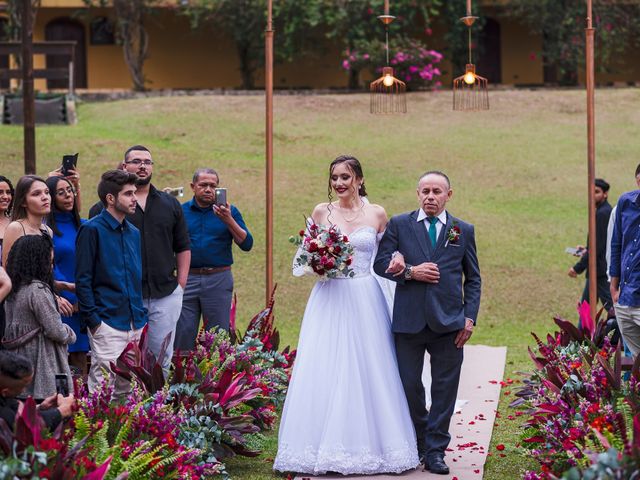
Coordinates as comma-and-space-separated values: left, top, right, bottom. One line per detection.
290, 221, 355, 279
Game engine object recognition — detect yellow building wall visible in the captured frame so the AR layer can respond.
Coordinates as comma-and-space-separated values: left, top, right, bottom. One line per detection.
497, 15, 544, 85
10, 3, 639, 91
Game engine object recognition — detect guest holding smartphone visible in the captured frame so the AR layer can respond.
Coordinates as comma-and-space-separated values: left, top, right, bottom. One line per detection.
175, 168, 253, 351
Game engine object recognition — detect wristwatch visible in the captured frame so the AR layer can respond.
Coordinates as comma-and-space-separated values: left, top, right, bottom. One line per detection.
403, 265, 413, 280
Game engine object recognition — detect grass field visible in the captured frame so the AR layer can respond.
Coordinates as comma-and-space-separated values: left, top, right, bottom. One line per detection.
1, 88, 640, 478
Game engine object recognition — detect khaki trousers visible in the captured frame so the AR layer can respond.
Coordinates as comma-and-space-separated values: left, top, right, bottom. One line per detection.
614, 303, 640, 357
88, 321, 143, 396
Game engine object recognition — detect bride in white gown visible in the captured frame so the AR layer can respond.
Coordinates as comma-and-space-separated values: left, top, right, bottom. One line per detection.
274, 155, 419, 475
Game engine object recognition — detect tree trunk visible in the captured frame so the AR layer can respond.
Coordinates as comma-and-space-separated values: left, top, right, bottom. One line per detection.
237, 44, 255, 90
115, 0, 149, 92
348, 68, 360, 90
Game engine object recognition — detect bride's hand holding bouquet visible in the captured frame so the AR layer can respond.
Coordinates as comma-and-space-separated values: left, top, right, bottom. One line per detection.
290, 220, 355, 279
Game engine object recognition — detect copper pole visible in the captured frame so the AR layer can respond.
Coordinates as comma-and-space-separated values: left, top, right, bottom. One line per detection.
22, 0, 36, 174
384, 0, 389, 15
466, 0, 472, 16
265, 0, 274, 304
585, 0, 597, 321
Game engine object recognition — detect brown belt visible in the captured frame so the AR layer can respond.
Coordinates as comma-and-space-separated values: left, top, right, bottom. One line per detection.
189, 266, 231, 275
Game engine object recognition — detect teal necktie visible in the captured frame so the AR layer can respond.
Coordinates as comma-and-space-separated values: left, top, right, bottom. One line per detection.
428, 217, 438, 246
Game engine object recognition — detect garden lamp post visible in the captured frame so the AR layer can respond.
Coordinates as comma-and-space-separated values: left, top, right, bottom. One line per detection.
585, 0, 597, 321
265, 0, 274, 304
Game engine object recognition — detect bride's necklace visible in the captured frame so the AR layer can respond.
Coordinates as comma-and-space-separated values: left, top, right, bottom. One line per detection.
335, 199, 364, 223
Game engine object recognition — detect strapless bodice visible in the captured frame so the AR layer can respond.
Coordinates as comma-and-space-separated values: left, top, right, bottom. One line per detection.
343, 226, 378, 277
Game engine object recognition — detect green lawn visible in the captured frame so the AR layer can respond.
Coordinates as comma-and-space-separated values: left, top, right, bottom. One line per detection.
2, 88, 640, 478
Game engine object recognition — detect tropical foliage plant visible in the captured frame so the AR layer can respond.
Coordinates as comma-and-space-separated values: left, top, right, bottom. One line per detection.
0, 293, 295, 479
516, 304, 640, 479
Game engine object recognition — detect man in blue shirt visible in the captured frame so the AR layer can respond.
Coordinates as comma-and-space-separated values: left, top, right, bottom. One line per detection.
175, 168, 253, 350
610, 188, 640, 357
76, 170, 147, 395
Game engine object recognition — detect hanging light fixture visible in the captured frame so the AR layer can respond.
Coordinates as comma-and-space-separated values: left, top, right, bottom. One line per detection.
453, 0, 489, 111
370, 0, 406, 114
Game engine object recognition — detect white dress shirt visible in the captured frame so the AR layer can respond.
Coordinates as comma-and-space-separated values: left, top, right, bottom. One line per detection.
416, 209, 448, 242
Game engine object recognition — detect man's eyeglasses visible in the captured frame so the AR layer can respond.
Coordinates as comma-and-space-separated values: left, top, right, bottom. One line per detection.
125, 159, 154, 166
55, 187, 75, 197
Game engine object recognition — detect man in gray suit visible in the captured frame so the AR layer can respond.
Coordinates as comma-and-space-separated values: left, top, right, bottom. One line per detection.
374, 171, 481, 475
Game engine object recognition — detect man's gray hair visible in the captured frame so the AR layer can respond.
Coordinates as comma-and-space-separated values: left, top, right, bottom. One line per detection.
192, 168, 219, 183
417, 170, 451, 189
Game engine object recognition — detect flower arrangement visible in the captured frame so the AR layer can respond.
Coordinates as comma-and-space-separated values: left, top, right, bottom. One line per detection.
341, 39, 443, 91
291, 220, 355, 279
514, 306, 640, 479
446, 223, 461, 246
0, 293, 295, 479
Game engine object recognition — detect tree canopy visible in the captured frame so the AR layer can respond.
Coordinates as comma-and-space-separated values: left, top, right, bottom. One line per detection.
508, 0, 640, 85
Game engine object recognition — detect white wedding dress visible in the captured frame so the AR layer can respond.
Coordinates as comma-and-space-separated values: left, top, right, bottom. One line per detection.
274, 226, 419, 475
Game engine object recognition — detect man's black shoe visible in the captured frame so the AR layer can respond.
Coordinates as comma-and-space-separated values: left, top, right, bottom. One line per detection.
425, 456, 449, 475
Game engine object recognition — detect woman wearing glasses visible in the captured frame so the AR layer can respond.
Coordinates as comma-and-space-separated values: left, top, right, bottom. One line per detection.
45, 175, 88, 375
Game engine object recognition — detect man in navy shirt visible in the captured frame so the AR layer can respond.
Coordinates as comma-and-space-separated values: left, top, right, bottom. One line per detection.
610, 188, 640, 357
88, 145, 191, 377
175, 168, 253, 350
76, 170, 147, 395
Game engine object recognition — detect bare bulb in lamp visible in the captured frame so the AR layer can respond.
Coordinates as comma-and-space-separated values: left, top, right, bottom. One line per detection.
383, 74, 394, 87
463, 71, 475, 85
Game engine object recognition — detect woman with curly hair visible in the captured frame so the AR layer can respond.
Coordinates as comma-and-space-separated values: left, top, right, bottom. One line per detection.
2, 235, 75, 400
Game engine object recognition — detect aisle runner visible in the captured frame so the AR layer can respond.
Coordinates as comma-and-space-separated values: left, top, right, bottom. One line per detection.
295, 344, 507, 480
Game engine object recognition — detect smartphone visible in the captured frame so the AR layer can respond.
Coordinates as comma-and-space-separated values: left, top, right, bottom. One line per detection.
55, 373, 70, 397
164, 186, 184, 198
61, 153, 78, 177
215, 188, 227, 206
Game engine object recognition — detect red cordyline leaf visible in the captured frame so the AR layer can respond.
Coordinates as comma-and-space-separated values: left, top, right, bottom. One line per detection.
633, 414, 640, 453
523, 435, 545, 443
14, 397, 44, 450
528, 346, 546, 370
536, 403, 563, 414
577, 301, 594, 338
553, 316, 585, 343
81, 456, 112, 480
218, 373, 263, 410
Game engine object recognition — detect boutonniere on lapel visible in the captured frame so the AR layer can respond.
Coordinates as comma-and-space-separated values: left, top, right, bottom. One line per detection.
445, 223, 461, 247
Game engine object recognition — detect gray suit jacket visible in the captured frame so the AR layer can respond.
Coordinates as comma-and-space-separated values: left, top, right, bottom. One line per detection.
374, 210, 481, 334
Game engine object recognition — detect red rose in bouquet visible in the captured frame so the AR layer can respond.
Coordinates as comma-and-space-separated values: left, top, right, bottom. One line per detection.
290, 220, 355, 279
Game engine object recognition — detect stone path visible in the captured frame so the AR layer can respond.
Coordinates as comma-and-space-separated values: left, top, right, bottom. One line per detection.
295, 344, 507, 480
